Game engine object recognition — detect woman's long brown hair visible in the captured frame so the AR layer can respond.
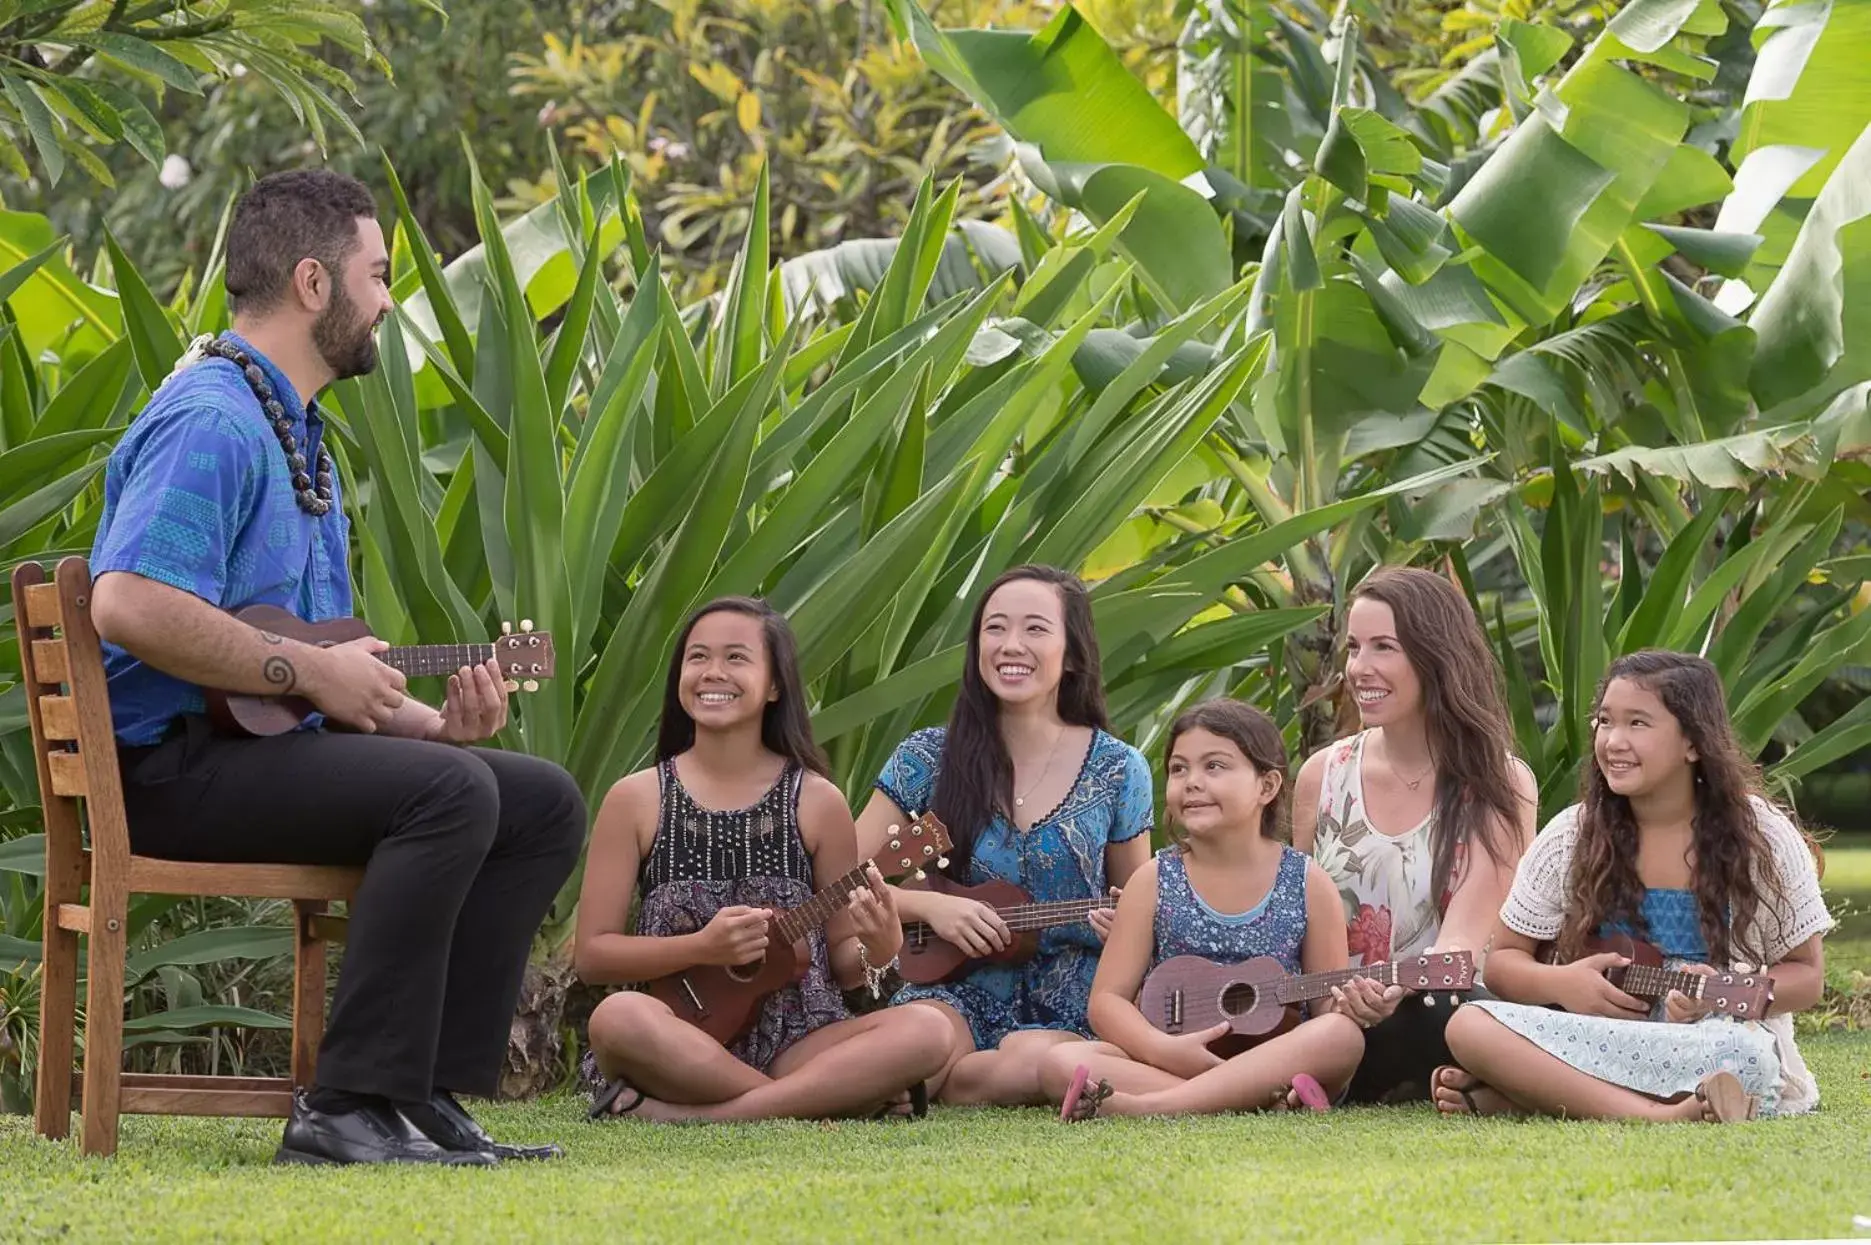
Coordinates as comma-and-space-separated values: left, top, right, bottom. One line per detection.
1350, 567, 1527, 913
1557, 650, 1788, 966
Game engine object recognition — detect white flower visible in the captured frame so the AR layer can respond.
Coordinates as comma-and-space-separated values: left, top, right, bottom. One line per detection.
158, 154, 192, 190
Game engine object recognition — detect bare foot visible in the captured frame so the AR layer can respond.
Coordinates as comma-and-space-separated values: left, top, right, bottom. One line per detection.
1431, 1065, 1522, 1117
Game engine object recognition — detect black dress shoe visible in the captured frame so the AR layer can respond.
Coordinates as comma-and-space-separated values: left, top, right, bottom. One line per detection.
273, 1091, 497, 1166
408, 1090, 565, 1162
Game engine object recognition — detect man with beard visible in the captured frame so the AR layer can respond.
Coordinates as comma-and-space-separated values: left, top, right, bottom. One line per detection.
86, 170, 587, 1166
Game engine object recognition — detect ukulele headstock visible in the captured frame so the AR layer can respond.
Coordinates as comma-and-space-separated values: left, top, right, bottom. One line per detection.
1396, 950, 1476, 992
880, 812, 954, 879
1704, 970, 1773, 1019
496, 620, 556, 693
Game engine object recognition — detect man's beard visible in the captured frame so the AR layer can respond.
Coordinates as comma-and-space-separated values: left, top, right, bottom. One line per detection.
313, 282, 380, 381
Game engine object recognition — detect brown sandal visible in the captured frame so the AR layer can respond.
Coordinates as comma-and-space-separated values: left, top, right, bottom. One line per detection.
1694, 1070, 1759, 1123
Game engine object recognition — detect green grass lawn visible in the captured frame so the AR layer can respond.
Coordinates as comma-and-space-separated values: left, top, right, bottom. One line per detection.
4, 844, 1870, 1243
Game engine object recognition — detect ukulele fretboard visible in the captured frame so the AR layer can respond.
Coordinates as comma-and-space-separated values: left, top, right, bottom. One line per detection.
378, 644, 497, 679
773, 864, 875, 944
1614, 963, 1710, 1000
905, 896, 1115, 941
1274, 961, 1412, 1005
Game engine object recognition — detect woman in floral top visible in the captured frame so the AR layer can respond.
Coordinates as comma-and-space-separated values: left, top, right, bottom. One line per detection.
1292, 568, 1538, 1103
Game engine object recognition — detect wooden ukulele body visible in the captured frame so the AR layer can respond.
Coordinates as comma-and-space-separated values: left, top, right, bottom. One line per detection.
896, 875, 1040, 984
644, 928, 812, 1045
1535, 931, 1774, 1019
1137, 954, 1303, 1050
205, 605, 372, 736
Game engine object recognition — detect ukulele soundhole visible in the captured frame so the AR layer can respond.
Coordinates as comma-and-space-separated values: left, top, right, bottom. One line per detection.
1219, 983, 1259, 1017
725, 958, 765, 984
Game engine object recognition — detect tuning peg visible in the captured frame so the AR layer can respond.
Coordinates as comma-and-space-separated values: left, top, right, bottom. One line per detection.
886, 823, 900, 835
520, 619, 534, 632
501, 621, 512, 635
522, 679, 539, 692
504, 679, 519, 692
937, 856, 950, 869
913, 868, 926, 880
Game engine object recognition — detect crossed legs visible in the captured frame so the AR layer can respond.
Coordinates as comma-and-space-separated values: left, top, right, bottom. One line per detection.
587, 991, 952, 1122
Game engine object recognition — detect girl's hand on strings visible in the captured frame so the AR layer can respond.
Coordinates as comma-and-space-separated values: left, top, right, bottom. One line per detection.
1555, 952, 1649, 1019
847, 863, 903, 960
1088, 886, 1121, 943
1664, 963, 1717, 1025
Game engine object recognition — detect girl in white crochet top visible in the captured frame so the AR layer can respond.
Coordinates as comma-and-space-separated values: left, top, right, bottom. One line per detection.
1433, 651, 1833, 1122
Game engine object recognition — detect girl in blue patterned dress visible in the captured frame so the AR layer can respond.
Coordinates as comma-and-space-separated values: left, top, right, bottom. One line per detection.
1048, 699, 1365, 1119
1434, 652, 1833, 1123
856, 565, 1154, 1105
575, 598, 953, 1122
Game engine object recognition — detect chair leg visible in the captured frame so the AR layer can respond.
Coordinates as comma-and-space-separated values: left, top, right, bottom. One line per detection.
79, 884, 128, 1158
291, 900, 329, 1091
33, 907, 80, 1141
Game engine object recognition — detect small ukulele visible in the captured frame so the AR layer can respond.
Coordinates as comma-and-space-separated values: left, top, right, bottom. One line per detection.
896, 874, 1116, 985
1138, 951, 1477, 1049
205, 603, 556, 736
1536, 932, 1773, 1020
646, 812, 954, 1045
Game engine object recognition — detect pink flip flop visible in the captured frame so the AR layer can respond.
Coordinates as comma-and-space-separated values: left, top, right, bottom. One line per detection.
1059, 1064, 1113, 1123
1289, 1073, 1331, 1112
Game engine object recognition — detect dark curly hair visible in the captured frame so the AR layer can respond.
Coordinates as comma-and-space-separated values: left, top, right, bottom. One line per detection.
1557, 650, 1791, 966
226, 169, 377, 315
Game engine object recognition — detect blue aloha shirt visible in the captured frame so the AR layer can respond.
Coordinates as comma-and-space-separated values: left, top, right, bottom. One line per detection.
876, 726, 1155, 1049
89, 331, 353, 746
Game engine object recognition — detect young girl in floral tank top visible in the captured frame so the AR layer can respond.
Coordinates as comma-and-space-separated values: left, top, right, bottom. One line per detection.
1294, 567, 1537, 1103
1048, 700, 1365, 1120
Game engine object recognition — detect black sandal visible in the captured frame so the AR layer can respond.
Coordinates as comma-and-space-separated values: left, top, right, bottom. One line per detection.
587, 1076, 646, 1121
869, 1081, 931, 1120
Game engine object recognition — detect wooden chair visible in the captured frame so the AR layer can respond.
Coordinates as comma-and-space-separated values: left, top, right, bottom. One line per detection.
14, 555, 363, 1157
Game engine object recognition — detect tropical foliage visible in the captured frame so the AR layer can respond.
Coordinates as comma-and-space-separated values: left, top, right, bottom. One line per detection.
0, 0, 1868, 1113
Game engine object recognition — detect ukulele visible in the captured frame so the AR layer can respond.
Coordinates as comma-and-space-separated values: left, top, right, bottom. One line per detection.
1138, 951, 1477, 1048
1535, 932, 1773, 1020
895, 874, 1116, 985
205, 603, 556, 736
645, 812, 954, 1045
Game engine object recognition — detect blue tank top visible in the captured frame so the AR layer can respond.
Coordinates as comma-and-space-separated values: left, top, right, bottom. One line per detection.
1604, 888, 1709, 960
1152, 845, 1310, 974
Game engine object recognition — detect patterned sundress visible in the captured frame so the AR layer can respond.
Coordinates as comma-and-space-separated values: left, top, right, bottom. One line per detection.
1153, 846, 1310, 976
578, 760, 847, 1101
1468, 799, 1835, 1116
1310, 731, 1462, 965
876, 727, 1154, 1050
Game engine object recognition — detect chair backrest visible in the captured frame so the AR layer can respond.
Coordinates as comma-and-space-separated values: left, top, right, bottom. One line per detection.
12, 556, 132, 878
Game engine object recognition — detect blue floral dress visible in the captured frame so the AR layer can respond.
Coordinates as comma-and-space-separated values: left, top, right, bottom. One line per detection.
1154, 845, 1310, 975
876, 727, 1154, 1049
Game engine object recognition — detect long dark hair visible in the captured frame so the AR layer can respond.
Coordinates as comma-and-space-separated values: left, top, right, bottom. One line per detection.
1166, 699, 1289, 842
932, 565, 1110, 880
656, 596, 828, 777
1350, 567, 1526, 914
1558, 650, 1789, 966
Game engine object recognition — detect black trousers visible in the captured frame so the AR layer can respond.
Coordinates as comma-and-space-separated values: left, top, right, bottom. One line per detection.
117, 716, 587, 1103
1342, 990, 1461, 1104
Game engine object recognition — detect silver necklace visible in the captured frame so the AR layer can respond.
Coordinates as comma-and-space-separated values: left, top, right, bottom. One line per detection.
1014, 725, 1067, 809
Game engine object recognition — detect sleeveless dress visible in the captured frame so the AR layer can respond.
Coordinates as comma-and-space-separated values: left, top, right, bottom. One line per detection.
1153, 846, 1310, 975
578, 760, 848, 1100
876, 727, 1154, 1050
1310, 731, 1461, 964
1469, 800, 1835, 1116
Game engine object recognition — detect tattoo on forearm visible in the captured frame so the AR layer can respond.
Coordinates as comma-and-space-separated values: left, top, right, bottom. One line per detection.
259, 630, 284, 645
262, 655, 296, 692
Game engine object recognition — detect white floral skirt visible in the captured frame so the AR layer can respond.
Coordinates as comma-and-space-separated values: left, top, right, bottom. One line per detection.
1467, 1000, 1784, 1115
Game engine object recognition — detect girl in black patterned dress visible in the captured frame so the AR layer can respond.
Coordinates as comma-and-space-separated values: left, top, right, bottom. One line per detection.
575, 598, 952, 1121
